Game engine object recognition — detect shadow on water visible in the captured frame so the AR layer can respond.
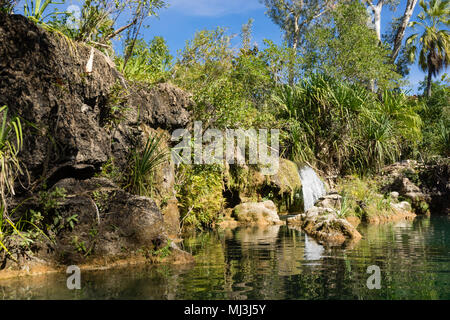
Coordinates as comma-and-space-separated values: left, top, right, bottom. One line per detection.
1, 216, 449, 300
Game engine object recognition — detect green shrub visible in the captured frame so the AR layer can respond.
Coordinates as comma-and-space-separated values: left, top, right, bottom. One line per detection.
176, 164, 225, 230
116, 37, 173, 84
0, 106, 23, 212
126, 134, 168, 197
274, 74, 423, 175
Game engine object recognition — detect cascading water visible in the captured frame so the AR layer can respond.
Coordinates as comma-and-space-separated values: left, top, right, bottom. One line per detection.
298, 166, 327, 212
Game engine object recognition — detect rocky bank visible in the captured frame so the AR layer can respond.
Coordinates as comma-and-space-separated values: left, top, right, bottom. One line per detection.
0, 14, 193, 275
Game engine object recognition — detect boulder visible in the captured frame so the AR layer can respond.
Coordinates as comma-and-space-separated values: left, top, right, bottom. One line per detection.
379, 159, 449, 215
268, 159, 302, 195
233, 201, 284, 225
44, 178, 168, 264
287, 205, 362, 246
315, 193, 342, 210
392, 201, 412, 212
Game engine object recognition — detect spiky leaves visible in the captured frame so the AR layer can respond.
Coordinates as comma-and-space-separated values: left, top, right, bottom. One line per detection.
406, 0, 450, 96
126, 133, 168, 197
0, 106, 23, 213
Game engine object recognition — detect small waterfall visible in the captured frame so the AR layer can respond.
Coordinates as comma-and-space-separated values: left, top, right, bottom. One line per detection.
299, 166, 326, 212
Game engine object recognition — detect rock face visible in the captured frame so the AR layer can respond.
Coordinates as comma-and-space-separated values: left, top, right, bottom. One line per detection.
224, 158, 302, 212
0, 14, 190, 185
379, 159, 450, 215
287, 206, 362, 246
233, 201, 285, 225
0, 14, 192, 270
46, 178, 167, 264
392, 201, 412, 212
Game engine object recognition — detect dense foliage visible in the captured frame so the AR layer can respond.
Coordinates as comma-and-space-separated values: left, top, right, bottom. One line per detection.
304, 1, 402, 89
274, 75, 423, 175
1, 0, 448, 231
418, 77, 450, 157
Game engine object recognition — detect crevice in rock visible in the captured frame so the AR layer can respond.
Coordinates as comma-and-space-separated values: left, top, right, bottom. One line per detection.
44, 163, 98, 189
223, 188, 241, 208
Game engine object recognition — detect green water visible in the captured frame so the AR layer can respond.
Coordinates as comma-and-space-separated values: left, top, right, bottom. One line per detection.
1, 216, 449, 300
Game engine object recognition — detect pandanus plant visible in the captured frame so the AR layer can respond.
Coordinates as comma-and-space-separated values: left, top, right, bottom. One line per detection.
0, 106, 23, 257
0, 106, 23, 212
23, 0, 67, 22
127, 133, 168, 197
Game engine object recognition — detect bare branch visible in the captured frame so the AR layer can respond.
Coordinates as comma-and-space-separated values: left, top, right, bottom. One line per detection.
103, 17, 139, 42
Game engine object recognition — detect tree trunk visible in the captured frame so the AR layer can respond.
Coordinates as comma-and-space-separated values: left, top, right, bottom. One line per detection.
426, 67, 433, 98
373, 2, 383, 42
391, 0, 418, 62
363, 1, 383, 92
363, 0, 383, 42
289, 19, 300, 86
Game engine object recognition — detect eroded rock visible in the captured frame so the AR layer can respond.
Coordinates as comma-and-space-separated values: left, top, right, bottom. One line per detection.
224, 158, 302, 212
42, 178, 168, 264
0, 14, 191, 187
233, 201, 285, 225
287, 205, 362, 246
379, 159, 449, 215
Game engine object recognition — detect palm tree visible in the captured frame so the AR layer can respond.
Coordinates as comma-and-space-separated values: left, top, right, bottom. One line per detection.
406, 0, 449, 97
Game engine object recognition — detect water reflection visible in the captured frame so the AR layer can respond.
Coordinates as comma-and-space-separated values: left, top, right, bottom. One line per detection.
304, 235, 324, 262
0, 216, 449, 300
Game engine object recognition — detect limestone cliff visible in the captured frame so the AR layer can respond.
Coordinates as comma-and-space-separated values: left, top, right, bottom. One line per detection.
0, 13, 193, 271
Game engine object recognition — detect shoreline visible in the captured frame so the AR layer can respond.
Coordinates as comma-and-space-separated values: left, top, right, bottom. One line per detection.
0, 247, 195, 281
0, 211, 419, 281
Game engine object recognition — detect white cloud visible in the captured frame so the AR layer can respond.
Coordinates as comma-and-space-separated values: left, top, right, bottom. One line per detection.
168, 0, 263, 17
